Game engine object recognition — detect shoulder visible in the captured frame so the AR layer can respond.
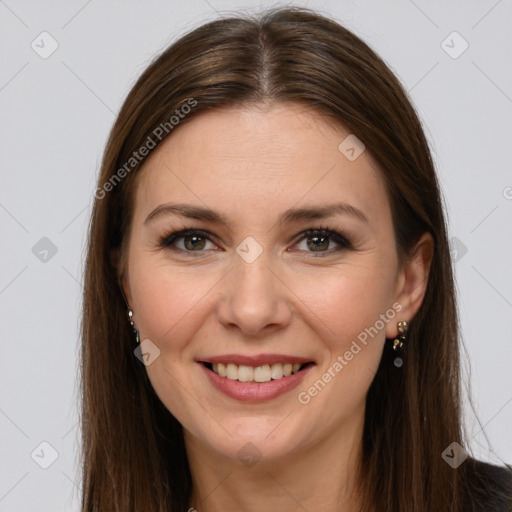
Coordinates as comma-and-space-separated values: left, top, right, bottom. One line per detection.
462, 457, 512, 512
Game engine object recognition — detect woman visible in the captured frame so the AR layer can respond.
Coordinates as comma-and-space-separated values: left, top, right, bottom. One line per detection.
81, 7, 512, 511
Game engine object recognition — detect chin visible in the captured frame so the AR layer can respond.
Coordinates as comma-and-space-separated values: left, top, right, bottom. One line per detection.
187, 415, 308, 465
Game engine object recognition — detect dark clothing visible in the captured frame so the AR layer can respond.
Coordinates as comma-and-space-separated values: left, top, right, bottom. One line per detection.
464, 458, 512, 511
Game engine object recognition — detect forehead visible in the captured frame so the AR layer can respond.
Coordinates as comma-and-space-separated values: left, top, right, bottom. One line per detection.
133, 102, 390, 228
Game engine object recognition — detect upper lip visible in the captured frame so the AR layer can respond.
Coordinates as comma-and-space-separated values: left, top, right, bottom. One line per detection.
198, 354, 315, 367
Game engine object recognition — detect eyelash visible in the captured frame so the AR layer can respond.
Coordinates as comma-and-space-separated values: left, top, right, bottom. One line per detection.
158, 225, 353, 257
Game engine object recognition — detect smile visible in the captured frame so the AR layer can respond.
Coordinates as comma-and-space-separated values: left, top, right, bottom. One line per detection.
198, 355, 316, 402
205, 362, 313, 382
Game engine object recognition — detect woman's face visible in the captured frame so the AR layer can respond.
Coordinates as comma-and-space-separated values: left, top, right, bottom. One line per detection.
122, 102, 417, 463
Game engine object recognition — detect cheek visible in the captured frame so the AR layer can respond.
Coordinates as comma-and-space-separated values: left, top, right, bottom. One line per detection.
296, 261, 395, 344
129, 259, 216, 351
292, 271, 393, 425
128, 260, 218, 422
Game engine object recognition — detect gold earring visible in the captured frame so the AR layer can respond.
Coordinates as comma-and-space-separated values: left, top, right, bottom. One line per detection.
392, 320, 408, 352
128, 310, 140, 344
392, 320, 408, 367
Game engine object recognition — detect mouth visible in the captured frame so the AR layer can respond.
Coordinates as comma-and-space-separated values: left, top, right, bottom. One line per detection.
201, 361, 315, 383
198, 357, 316, 402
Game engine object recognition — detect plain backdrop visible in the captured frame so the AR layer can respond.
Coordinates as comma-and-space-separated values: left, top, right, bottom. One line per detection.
1, 1, 511, 510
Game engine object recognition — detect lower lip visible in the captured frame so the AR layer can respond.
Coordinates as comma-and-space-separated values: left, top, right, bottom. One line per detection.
199, 363, 314, 403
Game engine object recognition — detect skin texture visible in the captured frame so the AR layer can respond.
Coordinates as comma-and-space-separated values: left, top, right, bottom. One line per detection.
122, 102, 433, 512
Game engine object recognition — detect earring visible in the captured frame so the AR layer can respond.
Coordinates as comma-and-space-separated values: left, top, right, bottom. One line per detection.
128, 310, 140, 344
392, 320, 408, 367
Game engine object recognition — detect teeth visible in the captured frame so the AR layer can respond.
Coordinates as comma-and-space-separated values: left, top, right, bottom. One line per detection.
238, 365, 253, 382
253, 365, 270, 382
270, 363, 283, 379
226, 363, 238, 380
210, 362, 305, 382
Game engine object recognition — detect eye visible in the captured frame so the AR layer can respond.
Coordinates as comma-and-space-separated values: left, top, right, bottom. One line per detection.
158, 227, 353, 256
159, 229, 218, 252
293, 228, 352, 255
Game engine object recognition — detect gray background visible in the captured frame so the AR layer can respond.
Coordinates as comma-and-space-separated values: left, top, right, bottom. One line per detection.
1, 0, 511, 510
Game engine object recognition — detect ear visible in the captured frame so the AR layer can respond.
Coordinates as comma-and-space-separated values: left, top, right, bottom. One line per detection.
111, 247, 133, 310
120, 274, 133, 311
385, 232, 434, 339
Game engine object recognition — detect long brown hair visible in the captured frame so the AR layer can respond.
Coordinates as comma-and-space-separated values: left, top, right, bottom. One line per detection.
81, 7, 491, 511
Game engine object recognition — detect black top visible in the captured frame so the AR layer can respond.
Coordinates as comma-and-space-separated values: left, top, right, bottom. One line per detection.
464, 458, 512, 512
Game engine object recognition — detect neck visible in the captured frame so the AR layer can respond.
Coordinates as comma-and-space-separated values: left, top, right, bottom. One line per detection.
184, 402, 366, 512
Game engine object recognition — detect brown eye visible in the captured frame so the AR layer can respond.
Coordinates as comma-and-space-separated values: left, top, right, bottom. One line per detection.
183, 235, 206, 251
159, 230, 217, 252
306, 234, 330, 251
294, 229, 352, 255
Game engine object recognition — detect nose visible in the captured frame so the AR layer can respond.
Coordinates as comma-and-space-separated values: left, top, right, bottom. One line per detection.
216, 254, 293, 336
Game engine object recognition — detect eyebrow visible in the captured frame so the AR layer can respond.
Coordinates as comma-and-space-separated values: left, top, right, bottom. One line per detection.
143, 201, 369, 226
